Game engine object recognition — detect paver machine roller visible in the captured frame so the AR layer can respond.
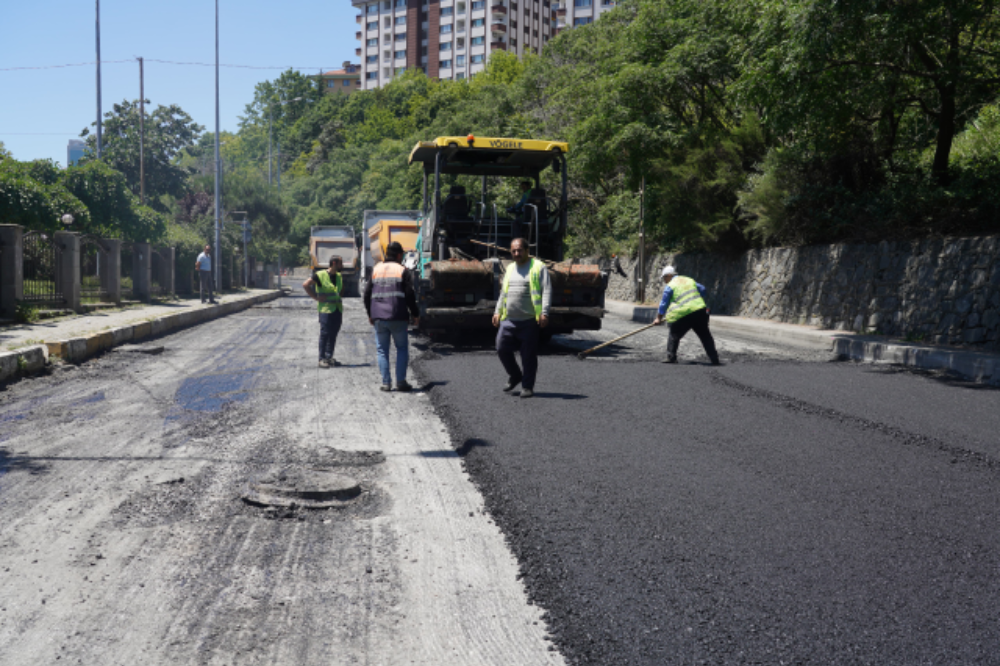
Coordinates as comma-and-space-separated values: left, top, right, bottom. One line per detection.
408, 135, 606, 339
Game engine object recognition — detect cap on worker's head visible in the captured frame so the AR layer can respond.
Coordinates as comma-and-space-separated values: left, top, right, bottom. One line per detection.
661, 265, 677, 278
387, 241, 405, 256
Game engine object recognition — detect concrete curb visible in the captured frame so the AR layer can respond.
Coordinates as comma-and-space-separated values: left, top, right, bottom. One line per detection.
0, 291, 282, 386
604, 299, 1000, 386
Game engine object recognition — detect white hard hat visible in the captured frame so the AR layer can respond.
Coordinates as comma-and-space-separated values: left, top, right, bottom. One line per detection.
661, 265, 677, 278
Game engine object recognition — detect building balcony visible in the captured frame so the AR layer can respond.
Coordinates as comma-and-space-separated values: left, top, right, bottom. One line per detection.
356, 48, 363, 56
490, 40, 506, 49
490, 22, 506, 33
356, 31, 363, 39
491, 4, 507, 14
356, 14, 363, 23
556, 7, 566, 16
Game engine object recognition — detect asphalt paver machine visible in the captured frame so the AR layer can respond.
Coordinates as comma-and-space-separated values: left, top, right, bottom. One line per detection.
408, 135, 606, 339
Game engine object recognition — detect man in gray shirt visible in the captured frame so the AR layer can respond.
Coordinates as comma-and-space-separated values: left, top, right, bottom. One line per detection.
195, 245, 216, 304
492, 238, 551, 398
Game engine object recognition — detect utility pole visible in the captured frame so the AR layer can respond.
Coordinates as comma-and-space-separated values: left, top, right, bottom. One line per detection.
213, 0, 222, 291
637, 175, 646, 303
268, 105, 273, 186
95, 0, 102, 158
138, 57, 145, 205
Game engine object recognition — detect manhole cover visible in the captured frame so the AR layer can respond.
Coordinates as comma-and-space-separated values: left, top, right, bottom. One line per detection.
242, 469, 362, 509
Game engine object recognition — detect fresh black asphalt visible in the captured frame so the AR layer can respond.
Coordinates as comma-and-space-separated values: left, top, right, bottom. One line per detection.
414, 344, 1000, 665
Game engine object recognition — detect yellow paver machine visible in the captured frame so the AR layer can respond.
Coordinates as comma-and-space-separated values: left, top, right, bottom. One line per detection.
408, 135, 607, 340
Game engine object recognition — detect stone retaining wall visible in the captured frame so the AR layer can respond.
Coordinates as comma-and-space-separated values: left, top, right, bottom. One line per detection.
600, 235, 1000, 350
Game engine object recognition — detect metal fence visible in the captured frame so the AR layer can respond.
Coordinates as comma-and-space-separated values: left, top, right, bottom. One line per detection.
21, 231, 64, 306
120, 242, 135, 301
79, 235, 111, 304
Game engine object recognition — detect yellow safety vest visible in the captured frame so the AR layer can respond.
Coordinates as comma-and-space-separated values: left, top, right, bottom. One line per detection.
665, 276, 706, 323
500, 258, 544, 322
315, 270, 343, 313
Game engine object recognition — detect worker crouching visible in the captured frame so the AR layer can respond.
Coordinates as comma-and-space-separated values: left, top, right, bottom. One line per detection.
492, 237, 551, 398
652, 265, 721, 365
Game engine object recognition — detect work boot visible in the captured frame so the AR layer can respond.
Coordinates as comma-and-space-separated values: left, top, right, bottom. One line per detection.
318, 358, 330, 368
662, 356, 677, 364
396, 380, 413, 392
331, 359, 342, 367
520, 388, 534, 399
379, 384, 392, 392
503, 376, 522, 392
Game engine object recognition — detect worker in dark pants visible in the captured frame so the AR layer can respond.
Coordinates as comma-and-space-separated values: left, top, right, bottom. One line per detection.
303, 256, 344, 368
652, 265, 721, 365
492, 238, 551, 398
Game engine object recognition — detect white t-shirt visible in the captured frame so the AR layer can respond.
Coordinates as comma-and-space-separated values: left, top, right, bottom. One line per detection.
196, 252, 212, 272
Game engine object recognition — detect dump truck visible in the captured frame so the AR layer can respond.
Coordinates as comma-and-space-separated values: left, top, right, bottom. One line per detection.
407, 136, 606, 340
361, 210, 421, 282
309, 226, 360, 296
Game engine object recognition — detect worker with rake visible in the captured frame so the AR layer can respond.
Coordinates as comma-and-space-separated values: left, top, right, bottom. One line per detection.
652, 265, 721, 365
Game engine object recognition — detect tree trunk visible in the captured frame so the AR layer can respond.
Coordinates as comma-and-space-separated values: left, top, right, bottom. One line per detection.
930, 82, 957, 186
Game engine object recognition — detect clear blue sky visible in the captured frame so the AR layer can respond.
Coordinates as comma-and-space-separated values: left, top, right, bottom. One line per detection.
0, 0, 358, 166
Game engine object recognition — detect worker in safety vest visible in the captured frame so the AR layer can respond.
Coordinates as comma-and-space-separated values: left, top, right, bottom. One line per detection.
364, 241, 420, 392
303, 256, 344, 368
492, 237, 551, 399
652, 265, 721, 365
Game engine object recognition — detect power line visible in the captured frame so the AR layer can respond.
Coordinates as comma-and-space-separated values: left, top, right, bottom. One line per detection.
1, 59, 338, 72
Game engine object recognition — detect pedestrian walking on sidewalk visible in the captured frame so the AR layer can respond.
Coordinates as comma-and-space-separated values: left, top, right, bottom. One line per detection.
303, 257, 344, 368
652, 265, 720, 365
492, 237, 551, 399
195, 245, 217, 304
364, 242, 420, 392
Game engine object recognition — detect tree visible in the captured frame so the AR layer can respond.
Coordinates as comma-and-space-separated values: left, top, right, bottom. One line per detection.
80, 99, 204, 206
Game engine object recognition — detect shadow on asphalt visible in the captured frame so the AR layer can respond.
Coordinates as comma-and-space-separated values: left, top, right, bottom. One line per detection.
417, 438, 492, 458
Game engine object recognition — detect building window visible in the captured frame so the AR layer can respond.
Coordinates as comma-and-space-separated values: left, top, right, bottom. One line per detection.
456, 72, 466, 79
368, 20, 378, 30
422, 46, 428, 55
326, 80, 335, 88
471, 54, 484, 63
471, 0, 486, 8
511, 19, 517, 29
457, 19, 466, 31
573, 16, 591, 24
395, 15, 406, 24
457, 54, 466, 65
384, 0, 391, 9
441, 6, 453, 15
510, 37, 517, 46
367, 72, 379, 79
511, 1, 518, 9
344, 79, 351, 86
396, 0, 406, 6
441, 24, 453, 33
440, 59, 452, 68
440, 41, 452, 51
472, 18, 485, 26
471, 35, 485, 45
395, 49, 406, 58
574, 0, 592, 5
601, 0, 614, 5
367, 4, 379, 13
367, 55, 378, 63
457, 37, 465, 47
457, 1, 466, 12
367, 38, 378, 46
396, 33, 406, 41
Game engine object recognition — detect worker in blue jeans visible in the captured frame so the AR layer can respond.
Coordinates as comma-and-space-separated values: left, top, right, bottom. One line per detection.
364, 242, 420, 392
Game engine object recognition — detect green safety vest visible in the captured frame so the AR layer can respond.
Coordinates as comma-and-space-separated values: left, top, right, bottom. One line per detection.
665, 276, 706, 323
500, 258, 545, 322
315, 270, 343, 313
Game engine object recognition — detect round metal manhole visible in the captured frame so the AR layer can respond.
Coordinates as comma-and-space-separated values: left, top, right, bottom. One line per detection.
242, 469, 362, 509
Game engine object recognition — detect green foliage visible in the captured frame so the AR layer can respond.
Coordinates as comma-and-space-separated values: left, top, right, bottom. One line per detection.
14, 302, 39, 324
0, 157, 90, 232
80, 99, 204, 207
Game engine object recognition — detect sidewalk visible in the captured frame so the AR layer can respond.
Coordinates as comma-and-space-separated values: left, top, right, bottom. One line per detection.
0, 289, 285, 385
605, 299, 1000, 386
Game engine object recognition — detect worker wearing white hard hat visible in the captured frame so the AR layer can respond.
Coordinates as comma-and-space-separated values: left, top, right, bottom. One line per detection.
652, 265, 720, 365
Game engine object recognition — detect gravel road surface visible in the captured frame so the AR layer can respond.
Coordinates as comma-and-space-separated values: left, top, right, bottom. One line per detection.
415, 316, 1000, 665
0, 294, 562, 666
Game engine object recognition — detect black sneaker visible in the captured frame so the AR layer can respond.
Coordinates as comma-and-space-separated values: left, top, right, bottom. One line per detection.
503, 377, 522, 392
520, 388, 534, 399
379, 384, 392, 392
661, 356, 677, 364
396, 381, 413, 392
331, 359, 342, 367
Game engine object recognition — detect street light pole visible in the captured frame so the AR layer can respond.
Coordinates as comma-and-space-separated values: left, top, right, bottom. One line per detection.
213, 0, 222, 291
139, 56, 145, 205
95, 0, 102, 158
267, 106, 273, 186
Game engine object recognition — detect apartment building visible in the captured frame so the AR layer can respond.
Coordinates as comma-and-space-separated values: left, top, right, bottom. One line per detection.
552, 0, 614, 35
318, 62, 363, 94
351, 0, 556, 89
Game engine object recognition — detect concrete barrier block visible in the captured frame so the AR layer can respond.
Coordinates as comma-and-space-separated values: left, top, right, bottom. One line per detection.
0, 351, 20, 382
111, 327, 134, 345
66, 338, 89, 362
47, 340, 68, 358
134, 322, 152, 341
19, 345, 48, 372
